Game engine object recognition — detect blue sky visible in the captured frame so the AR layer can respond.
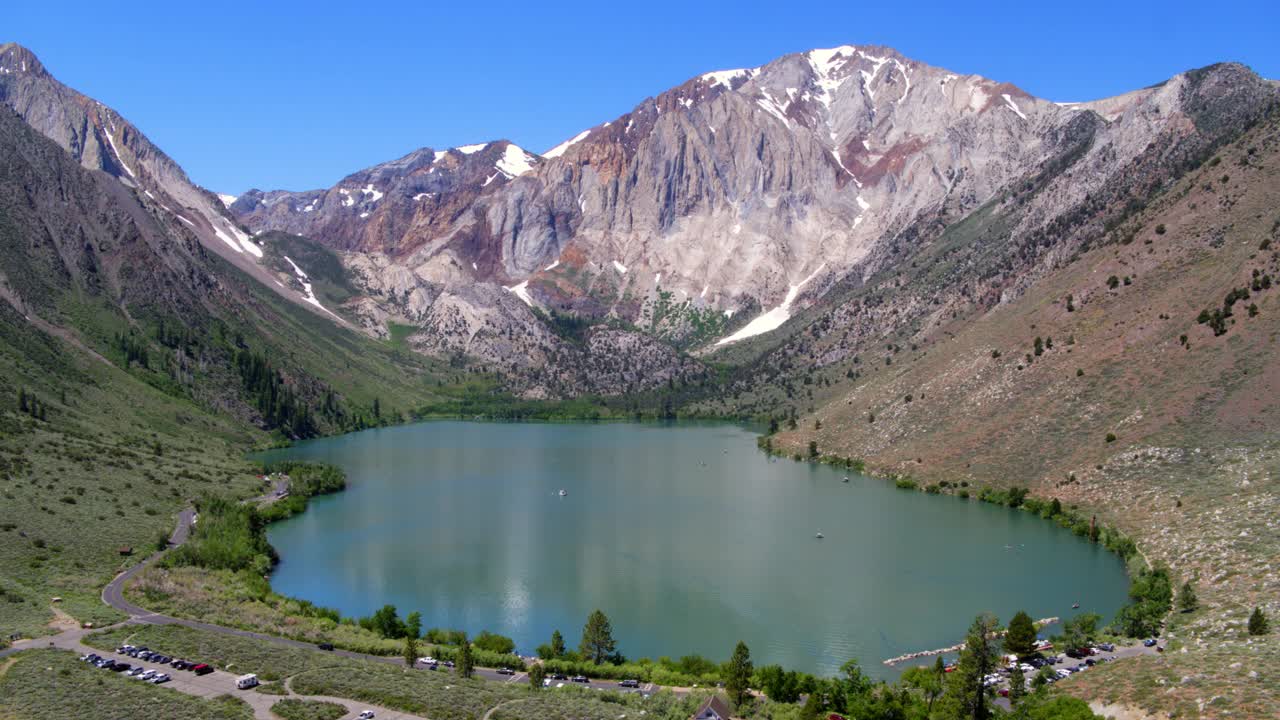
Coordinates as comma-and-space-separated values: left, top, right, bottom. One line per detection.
6, 0, 1278, 194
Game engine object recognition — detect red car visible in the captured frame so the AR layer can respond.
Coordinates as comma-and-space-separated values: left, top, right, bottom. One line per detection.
192, 663, 213, 675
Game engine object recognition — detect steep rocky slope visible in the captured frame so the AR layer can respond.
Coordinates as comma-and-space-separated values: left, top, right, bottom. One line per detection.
0, 42, 337, 322
754, 102, 1280, 720
0, 102, 446, 436
231, 46, 1277, 399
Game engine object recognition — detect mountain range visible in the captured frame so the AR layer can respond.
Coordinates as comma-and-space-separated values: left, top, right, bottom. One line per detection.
1, 39, 1278, 717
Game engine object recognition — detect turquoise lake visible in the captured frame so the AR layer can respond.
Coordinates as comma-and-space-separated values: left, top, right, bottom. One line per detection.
260, 420, 1129, 677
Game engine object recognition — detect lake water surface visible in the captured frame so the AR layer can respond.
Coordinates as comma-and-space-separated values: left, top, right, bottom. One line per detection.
260, 421, 1129, 677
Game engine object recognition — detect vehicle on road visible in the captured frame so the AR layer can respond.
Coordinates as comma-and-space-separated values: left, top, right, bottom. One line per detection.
318, 643, 334, 651
171, 659, 190, 670
571, 675, 589, 683
550, 673, 569, 680
497, 667, 515, 675
359, 712, 375, 719
236, 673, 259, 689
619, 679, 640, 688
1098, 642, 1115, 652
111, 663, 131, 673
1143, 638, 1158, 647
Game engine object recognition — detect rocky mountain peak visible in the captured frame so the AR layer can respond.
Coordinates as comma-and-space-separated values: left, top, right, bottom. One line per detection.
0, 42, 46, 78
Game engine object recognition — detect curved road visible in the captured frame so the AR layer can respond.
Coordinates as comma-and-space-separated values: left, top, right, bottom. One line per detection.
90, 507, 655, 694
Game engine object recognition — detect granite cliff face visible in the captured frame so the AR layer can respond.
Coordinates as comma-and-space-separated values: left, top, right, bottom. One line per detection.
6, 39, 1275, 398
229, 46, 1275, 377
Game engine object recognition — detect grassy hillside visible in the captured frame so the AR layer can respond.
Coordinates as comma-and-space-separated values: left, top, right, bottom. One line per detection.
0, 105, 460, 642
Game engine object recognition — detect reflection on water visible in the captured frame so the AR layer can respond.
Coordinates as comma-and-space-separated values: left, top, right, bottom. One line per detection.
260, 421, 1129, 677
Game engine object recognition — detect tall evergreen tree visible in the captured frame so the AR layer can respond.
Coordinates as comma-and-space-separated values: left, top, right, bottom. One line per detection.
725, 641, 754, 709
457, 633, 474, 678
579, 609, 617, 665
403, 634, 419, 667
1008, 664, 1026, 705
943, 613, 1000, 720
549, 629, 565, 658
1004, 610, 1037, 657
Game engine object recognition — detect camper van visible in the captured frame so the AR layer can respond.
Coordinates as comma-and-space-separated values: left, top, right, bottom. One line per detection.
236, 673, 259, 690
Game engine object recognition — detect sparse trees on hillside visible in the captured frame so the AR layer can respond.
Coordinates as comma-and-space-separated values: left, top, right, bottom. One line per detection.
1176, 581, 1198, 613
1249, 607, 1269, 636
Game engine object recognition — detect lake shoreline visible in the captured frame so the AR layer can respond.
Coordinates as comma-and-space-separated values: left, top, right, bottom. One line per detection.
255, 419, 1133, 678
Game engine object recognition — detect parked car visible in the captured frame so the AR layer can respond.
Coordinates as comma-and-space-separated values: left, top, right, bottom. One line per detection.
94, 659, 114, 669
1098, 643, 1115, 652
192, 663, 213, 675
571, 675, 589, 684
236, 673, 259, 690
497, 667, 515, 675
111, 663, 132, 673
550, 673, 569, 680
443, 660, 456, 668
618, 679, 640, 688
171, 659, 189, 670
151, 673, 171, 684
318, 643, 334, 651
359, 711, 375, 719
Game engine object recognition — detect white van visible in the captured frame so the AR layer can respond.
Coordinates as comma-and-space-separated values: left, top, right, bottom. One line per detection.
236, 673, 259, 689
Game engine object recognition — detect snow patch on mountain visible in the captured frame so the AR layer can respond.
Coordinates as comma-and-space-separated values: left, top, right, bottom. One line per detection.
457, 143, 487, 154
505, 280, 533, 306
544, 129, 591, 159
716, 264, 826, 346
360, 184, 384, 202
613, 260, 628, 274
283, 255, 338, 317
101, 122, 136, 178
217, 193, 237, 207
496, 144, 537, 178
701, 67, 758, 90
1001, 93, 1028, 120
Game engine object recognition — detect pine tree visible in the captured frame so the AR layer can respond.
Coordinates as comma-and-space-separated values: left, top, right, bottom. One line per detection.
1008, 664, 1026, 705
725, 641, 753, 710
1176, 581, 1198, 613
457, 634, 474, 678
549, 629, 565, 658
403, 634, 419, 667
579, 609, 617, 665
944, 613, 1000, 720
1004, 610, 1037, 658
1248, 607, 1270, 636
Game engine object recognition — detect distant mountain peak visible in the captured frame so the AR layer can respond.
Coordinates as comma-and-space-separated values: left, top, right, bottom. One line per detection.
0, 42, 46, 77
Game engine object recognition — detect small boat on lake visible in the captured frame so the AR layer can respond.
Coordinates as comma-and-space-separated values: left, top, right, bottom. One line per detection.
815, 531, 825, 539
558, 489, 567, 497
842, 476, 850, 483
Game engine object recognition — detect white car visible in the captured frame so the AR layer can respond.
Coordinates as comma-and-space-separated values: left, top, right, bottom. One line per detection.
418, 656, 435, 664
359, 712, 375, 720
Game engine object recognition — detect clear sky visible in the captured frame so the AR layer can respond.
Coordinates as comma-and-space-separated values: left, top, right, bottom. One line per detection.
6, 0, 1277, 194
